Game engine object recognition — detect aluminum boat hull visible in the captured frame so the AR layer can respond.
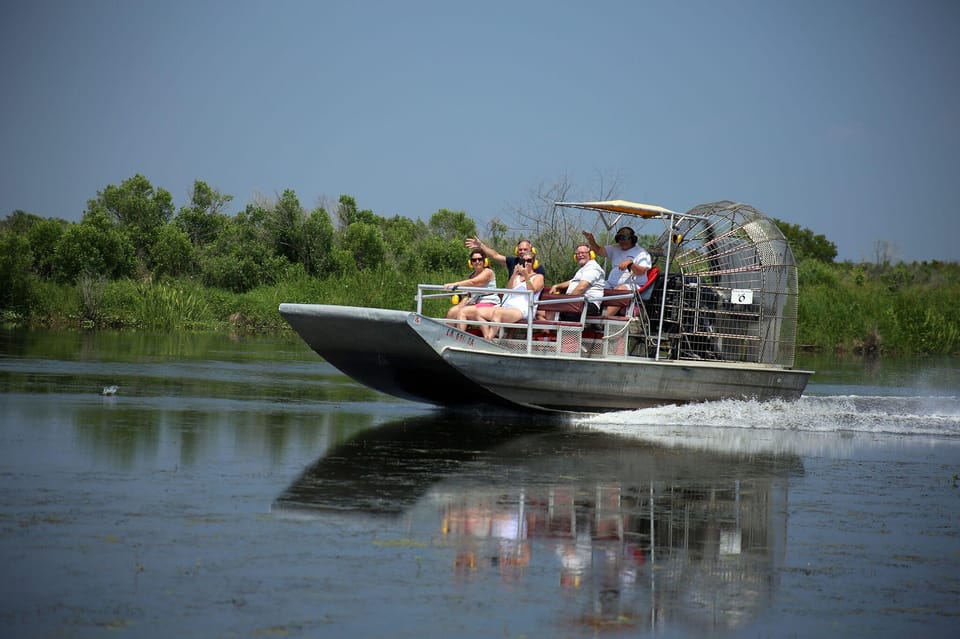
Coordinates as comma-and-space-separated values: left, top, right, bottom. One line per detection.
279, 303, 811, 413
279, 303, 510, 407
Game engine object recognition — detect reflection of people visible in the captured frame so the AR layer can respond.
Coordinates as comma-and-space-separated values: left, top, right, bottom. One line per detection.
465, 236, 547, 278
443, 495, 531, 582
555, 531, 593, 588
476, 251, 543, 339
583, 227, 652, 317
547, 244, 605, 319
445, 249, 499, 331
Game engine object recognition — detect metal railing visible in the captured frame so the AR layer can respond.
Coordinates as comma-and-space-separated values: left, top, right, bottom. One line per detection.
417, 284, 593, 354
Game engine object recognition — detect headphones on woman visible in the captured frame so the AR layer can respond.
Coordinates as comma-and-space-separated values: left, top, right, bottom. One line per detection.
467, 255, 490, 268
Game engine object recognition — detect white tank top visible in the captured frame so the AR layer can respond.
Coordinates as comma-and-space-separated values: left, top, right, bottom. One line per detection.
470, 272, 500, 305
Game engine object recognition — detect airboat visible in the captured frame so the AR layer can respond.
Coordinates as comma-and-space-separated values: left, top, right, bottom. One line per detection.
280, 200, 813, 412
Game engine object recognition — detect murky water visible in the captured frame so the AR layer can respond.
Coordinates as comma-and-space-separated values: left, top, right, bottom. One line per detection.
1, 329, 958, 638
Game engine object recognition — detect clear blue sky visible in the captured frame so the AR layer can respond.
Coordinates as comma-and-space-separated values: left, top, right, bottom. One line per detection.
2, 0, 958, 263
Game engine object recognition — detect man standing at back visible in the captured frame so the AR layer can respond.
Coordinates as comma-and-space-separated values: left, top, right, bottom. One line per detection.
465, 236, 547, 279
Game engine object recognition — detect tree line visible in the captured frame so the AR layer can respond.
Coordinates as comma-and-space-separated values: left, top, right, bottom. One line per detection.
0, 174, 487, 295
1, 173, 958, 355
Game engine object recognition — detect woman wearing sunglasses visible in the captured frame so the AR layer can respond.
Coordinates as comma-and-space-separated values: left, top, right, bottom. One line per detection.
444, 250, 500, 331
476, 250, 544, 340
464, 236, 546, 278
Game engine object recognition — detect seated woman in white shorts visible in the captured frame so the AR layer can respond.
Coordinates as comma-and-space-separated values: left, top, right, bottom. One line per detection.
476, 250, 543, 340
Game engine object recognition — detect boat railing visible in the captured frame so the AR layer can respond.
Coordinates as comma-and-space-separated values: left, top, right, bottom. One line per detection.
416, 284, 591, 355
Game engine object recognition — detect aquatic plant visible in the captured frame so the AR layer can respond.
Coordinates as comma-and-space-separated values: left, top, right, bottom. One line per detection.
134, 281, 211, 331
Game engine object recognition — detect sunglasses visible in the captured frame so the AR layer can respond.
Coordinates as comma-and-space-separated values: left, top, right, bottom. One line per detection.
470, 257, 485, 262
520, 258, 534, 263
615, 234, 633, 242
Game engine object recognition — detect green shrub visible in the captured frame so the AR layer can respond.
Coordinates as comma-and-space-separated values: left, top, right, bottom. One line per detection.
27, 279, 78, 324
100, 279, 142, 328
0, 233, 35, 313
797, 259, 838, 287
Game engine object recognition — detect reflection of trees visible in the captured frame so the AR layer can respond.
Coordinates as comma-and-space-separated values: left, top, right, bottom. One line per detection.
72, 405, 377, 470
276, 417, 803, 635
3, 328, 388, 470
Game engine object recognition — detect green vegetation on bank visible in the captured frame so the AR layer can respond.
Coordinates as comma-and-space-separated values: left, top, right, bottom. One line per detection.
797, 260, 959, 355
2, 174, 958, 356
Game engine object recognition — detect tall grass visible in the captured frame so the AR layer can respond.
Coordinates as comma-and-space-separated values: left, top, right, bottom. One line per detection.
134, 281, 212, 331
798, 263, 960, 355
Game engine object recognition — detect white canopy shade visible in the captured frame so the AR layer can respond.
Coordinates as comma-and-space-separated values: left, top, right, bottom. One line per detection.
555, 200, 679, 218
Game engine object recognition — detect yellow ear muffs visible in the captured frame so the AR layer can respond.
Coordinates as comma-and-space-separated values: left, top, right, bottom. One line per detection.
574, 250, 596, 262
515, 247, 539, 270
467, 257, 490, 268
450, 294, 461, 305
514, 244, 539, 268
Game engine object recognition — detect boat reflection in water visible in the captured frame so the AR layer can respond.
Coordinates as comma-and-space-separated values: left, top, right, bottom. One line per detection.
273, 413, 803, 634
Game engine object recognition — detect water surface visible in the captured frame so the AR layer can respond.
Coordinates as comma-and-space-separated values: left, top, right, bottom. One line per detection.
1, 330, 958, 638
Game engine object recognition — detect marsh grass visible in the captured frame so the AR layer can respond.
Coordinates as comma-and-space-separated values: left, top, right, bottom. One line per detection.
798, 264, 960, 355
78, 273, 106, 326
134, 281, 212, 331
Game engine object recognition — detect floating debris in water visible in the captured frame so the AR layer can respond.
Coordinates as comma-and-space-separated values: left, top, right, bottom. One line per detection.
100, 385, 119, 396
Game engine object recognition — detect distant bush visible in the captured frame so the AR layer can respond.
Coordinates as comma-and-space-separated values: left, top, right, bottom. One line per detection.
798, 261, 960, 355
798, 259, 838, 287
0, 233, 35, 314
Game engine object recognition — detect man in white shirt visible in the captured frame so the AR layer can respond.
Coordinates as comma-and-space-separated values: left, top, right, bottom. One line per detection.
582, 226, 652, 316
548, 244, 605, 319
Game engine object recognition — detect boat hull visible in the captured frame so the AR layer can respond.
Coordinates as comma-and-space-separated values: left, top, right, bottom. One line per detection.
278, 303, 511, 408
442, 348, 810, 412
280, 303, 812, 413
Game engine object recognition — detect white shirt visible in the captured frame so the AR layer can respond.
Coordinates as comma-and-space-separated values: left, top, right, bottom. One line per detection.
565, 259, 606, 302
604, 244, 652, 289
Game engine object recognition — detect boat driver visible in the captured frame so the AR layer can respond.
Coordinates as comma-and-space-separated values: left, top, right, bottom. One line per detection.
582, 227, 652, 316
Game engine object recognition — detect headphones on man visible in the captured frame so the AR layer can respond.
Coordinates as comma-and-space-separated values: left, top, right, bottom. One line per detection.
616, 228, 638, 247
514, 243, 540, 270
573, 249, 597, 262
